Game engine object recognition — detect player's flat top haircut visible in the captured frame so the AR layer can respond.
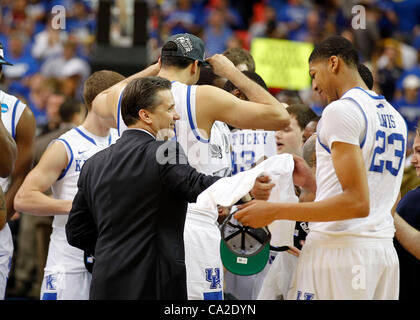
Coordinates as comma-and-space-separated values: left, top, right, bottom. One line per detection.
309, 35, 359, 68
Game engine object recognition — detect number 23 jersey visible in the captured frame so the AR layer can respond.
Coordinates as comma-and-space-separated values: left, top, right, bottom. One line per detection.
313, 87, 407, 239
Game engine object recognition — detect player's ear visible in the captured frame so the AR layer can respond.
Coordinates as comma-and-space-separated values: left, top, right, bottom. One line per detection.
191, 60, 199, 75
329, 56, 339, 73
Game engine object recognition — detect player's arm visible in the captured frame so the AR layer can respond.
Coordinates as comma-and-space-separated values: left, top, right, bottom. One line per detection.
91, 62, 160, 126
14, 141, 72, 216
0, 114, 17, 177
235, 142, 370, 227
196, 54, 290, 134
5, 107, 36, 220
0, 188, 6, 230
394, 213, 420, 260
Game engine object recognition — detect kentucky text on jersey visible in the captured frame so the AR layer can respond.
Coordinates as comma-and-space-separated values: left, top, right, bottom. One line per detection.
230, 131, 269, 146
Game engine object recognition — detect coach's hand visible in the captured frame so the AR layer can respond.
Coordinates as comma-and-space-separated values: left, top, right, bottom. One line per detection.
250, 174, 275, 201
206, 54, 236, 79
235, 200, 276, 228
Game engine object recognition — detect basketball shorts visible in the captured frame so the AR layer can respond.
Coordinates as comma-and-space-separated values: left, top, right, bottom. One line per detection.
257, 251, 298, 300
184, 211, 224, 300
0, 254, 12, 300
40, 271, 91, 300
286, 237, 399, 300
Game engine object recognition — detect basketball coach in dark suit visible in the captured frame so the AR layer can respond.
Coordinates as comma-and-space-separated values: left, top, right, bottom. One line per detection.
65, 76, 219, 300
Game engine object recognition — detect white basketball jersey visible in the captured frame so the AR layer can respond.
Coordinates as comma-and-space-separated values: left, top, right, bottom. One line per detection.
230, 129, 276, 175
0, 90, 26, 257
45, 126, 117, 274
311, 87, 407, 239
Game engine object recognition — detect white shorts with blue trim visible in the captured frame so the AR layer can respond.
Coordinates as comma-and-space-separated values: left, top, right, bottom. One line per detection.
184, 210, 224, 300
40, 271, 91, 300
286, 237, 399, 300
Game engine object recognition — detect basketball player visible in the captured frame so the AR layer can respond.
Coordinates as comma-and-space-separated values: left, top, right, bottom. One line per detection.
235, 36, 407, 300
0, 114, 16, 238
0, 43, 36, 299
14, 70, 125, 300
91, 33, 289, 300
0, 114, 17, 178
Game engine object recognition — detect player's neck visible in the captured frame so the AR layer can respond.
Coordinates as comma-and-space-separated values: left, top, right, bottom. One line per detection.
158, 67, 194, 85
336, 70, 368, 99
81, 112, 111, 137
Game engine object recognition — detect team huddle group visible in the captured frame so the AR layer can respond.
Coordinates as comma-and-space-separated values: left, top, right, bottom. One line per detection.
0, 32, 417, 300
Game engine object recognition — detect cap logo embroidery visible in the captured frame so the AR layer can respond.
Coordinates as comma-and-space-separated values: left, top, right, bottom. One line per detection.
177, 37, 193, 53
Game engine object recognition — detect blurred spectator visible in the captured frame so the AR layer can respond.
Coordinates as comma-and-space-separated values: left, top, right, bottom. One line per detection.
249, 5, 280, 39
66, 0, 96, 44
38, 92, 67, 135
392, 74, 420, 134
206, 0, 244, 30
276, 0, 311, 41
204, 8, 234, 55
27, 73, 49, 129
40, 40, 90, 99
293, 10, 323, 43
376, 39, 404, 101
26, 0, 48, 35
1, 32, 39, 98
384, 0, 420, 43
352, 2, 381, 63
164, 0, 202, 36
32, 16, 69, 62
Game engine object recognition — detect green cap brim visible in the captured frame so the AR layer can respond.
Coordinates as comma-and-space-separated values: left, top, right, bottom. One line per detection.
220, 240, 270, 276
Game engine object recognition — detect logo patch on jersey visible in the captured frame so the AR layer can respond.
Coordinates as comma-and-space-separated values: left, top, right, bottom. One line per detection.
205, 268, 222, 290
45, 274, 57, 290
1, 103, 8, 113
209, 144, 223, 159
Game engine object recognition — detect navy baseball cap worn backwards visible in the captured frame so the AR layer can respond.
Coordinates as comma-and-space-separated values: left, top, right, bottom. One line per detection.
220, 209, 271, 276
0, 43, 12, 66
162, 33, 209, 66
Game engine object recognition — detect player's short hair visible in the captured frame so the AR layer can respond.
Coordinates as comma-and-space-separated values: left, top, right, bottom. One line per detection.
358, 63, 373, 90
416, 126, 420, 138
161, 41, 197, 69
121, 76, 171, 126
83, 70, 125, 111
59, 98, 84, 122
223, 47, 256, 72
196, 66, 219, 86
309, 36, 359, 68
286, 104, 318, 131
223, 71, 268, 93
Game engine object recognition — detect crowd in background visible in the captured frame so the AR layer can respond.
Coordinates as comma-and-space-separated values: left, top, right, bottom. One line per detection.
1, 0, 420, 299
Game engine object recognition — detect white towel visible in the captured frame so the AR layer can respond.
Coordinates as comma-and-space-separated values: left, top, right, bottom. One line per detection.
196, 154, 298, 247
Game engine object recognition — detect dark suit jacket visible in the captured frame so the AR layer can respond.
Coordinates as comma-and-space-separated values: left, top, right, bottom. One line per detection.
66, 129, 219, 300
